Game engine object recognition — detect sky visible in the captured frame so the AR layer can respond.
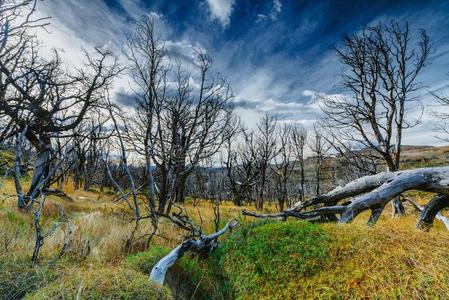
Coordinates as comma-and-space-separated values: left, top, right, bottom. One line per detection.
34, 0, 449, 146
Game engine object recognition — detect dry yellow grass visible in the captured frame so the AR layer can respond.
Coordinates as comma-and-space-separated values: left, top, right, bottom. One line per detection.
2, 178, 449, 299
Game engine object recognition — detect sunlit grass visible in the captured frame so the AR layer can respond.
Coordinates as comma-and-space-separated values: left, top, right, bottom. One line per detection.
1, 178, 449, 299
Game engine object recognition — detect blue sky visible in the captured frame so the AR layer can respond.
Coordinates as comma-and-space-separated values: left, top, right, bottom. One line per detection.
36, 0, 449, 145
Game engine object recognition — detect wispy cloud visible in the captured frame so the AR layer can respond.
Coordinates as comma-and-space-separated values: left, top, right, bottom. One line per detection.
270, 0, 283, 20
257, 0, 283, 22
32, 0, 449, 145
204, 0, 235, 29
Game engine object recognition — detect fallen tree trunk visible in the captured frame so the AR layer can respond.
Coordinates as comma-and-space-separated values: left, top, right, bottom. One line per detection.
243, 167, 449, 230
412, 195, 449, 231
149, 219, 238, 286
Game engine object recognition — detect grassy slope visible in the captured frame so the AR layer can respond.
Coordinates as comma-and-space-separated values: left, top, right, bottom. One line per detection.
2, 186, 449, 299
220, 215, 449, 299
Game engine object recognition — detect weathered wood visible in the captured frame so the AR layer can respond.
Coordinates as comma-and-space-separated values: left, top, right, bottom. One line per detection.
293, 171, 397, 210
244, 167, 449, 230
149, 219, 238, 286
416, 195, 449, 231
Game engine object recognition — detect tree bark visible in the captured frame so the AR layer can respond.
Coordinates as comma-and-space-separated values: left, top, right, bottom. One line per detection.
26, 143, 52, 207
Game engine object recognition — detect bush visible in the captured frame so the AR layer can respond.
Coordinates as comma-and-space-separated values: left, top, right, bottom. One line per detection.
220, 220, 331, 299
25, 266, 172, 300
0, 256, 58, 300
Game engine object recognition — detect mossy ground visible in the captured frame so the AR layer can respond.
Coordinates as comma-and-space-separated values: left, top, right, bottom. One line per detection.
218, 217, 449, 299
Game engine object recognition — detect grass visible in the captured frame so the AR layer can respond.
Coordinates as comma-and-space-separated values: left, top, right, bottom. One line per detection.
0, 255, 58, 300
218, 216, 449, 299
25, 266, 172, 299
220, 220, 331, 299
1, 178, 449, 299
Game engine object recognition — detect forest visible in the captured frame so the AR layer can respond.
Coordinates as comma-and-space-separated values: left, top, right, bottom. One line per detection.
1, 0, 449, 299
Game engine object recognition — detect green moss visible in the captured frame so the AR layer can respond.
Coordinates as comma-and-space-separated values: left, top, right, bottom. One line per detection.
125, 245, 168, 273
25, 266, 172, 300
220, 220, 331, 299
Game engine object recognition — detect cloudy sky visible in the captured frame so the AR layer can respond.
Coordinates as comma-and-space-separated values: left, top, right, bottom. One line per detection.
35, 0, 449, 145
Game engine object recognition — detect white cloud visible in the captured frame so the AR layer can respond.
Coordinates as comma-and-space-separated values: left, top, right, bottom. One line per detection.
256, 14, 268, 23
257, 0, 282, 23
302, 90, 315, 97
205, 0, 235, 28
270, 0, 282, 20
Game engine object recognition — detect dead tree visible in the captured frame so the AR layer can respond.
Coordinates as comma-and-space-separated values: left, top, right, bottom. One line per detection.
68, 114, 109, 191
291, 126, 307, 202
404, 197, 449, 231
273, 124, 295, 210
0, 0, 50, 146
243, 167, 449, 231
254, 114, 278, 210
103, 99, 159, 250
224, 123, 259, 206
333, 144, 381, 184
151, 52, 233, 212
319, 20, 431, 216
125, 18, 233, 212
125, 16, 168, 212
150, 204, 238, 286
13, 129, 73, 262
0, 0, 120, 207
309, 126, 331, 197
432, 86, 449, 142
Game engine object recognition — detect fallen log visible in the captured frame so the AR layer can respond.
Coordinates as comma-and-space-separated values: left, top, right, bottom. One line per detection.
243, 167, 449, 230
150, 219, 238, 286
414, 195, 449, 231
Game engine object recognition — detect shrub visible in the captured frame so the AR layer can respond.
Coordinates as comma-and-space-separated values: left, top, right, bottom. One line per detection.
220, 220, 331, 299
25, 266, 172, 300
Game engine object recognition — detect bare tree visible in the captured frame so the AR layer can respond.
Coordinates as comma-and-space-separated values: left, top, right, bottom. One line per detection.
254, 114, 278, 210
224, 123, 259, 206
319, 20, 431, 216
103, 98, 158, 251
0, 0, 120, 207
291, 126, 307, 202
432, 88, 449, 142
0, 0, 121, 263
125, 18, 234, 212
151, 205, 238, 286
125, 16, 168, 212
309, 126, 331, 196
70, 114, 108, 191
13, 125, 73, 262
244, 167, 449, 232
273, 124, 295, 210
152, 53, 233, 212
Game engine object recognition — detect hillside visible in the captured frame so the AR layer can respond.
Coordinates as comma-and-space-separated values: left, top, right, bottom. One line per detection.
1, 145, 449, 299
